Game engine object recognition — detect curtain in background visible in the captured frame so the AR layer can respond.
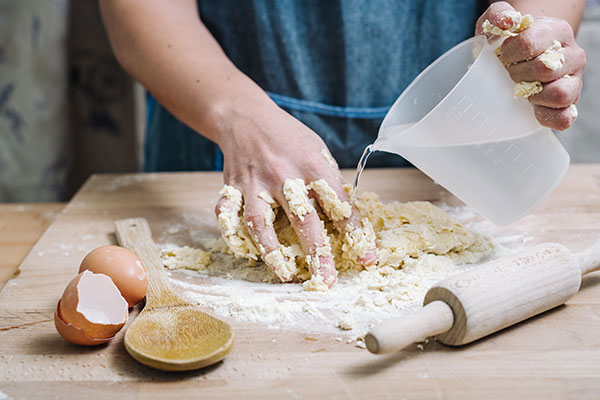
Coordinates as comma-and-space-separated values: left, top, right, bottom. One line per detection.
0, 0, 70, 201
0, 0, 141, 202
0, 0, 599, 202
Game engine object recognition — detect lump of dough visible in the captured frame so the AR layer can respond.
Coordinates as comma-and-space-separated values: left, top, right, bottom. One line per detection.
482, 11, 533, 37
538, 40, 565, 71
514, 81, 543, 99
214, 181, 494, 291
308, 179, 352, 222
283, 179, 314, 221
217, 185, 260, 260
161, 245, 211, 270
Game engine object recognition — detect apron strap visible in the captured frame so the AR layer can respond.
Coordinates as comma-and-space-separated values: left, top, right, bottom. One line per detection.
267, 91, 390, 120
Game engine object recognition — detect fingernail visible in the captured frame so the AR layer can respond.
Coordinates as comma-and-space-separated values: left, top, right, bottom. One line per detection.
499, 11, 520, 29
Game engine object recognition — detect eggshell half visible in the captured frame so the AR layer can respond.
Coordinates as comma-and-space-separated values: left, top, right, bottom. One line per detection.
79, 245, 148, 307
54, 300, 113, 346
59, 270, 128, 339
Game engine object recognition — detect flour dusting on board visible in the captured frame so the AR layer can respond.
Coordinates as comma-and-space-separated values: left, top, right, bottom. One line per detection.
158, 198, 527, 340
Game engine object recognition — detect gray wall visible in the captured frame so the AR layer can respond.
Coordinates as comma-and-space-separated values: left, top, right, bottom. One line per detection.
559, 0, 600, 161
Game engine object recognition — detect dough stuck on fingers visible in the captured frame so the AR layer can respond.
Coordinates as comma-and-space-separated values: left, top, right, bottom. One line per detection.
303, 226, 335, 291
216, 185, 260, 260
264, 244, 303, 282
538, 40, 565, 71
283, 178, 315, 221
257, 190, 277, 226
341, 218, 377, 268
511, 42, 565, 100
308, 179, 352, 222
514, 81, 543, 99
214, 183, 494, 291
482, 11, 533, 37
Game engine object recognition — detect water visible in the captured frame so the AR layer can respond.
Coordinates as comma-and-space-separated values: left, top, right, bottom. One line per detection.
353, 144, 374, 189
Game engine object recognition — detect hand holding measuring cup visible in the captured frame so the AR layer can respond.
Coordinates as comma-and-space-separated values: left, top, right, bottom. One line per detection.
476, 1, 586, 131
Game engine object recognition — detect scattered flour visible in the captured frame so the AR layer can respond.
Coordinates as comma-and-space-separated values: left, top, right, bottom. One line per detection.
161, 191, 501, 339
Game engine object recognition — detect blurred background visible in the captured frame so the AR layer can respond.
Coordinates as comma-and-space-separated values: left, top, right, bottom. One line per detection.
0, 0, 599, 203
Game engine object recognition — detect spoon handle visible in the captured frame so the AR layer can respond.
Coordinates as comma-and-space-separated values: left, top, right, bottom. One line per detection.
115, 218, 184, 308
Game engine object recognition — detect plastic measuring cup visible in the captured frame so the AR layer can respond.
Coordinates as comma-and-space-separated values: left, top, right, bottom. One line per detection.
373, 35, 569, 225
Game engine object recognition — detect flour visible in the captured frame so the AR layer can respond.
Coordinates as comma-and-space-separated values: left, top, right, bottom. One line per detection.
321, 148, 338, 169
166, 250, 474, 338
161, 192, 499, 340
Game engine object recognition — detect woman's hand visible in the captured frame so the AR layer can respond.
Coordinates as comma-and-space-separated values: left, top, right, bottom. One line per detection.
214, 95, 377, 287
476, 1, 586, 130
99, 0, 376, 287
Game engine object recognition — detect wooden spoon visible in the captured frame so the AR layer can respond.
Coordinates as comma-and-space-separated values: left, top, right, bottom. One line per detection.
115, 218, 234, 371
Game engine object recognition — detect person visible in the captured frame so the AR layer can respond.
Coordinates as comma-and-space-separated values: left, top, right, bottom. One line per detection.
99, 0, 586, 286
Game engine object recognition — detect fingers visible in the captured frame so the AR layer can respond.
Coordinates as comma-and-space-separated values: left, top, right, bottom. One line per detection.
307, 178, 378, 267
279, 178, 337, 287
242, 190, 294, 281
215, 185, 260, 260
533, 103, 578, 131
499, 18, 574, 64
528, 74, 582, 109
475, 1, 516, 35
507, 45, 582, 83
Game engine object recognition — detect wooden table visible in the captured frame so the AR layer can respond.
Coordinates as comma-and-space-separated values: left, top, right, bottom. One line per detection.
1, 166, 599, 399
0, 203, 64, 289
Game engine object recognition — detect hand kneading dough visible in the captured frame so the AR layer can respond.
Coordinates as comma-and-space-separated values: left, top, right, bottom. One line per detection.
212, 180, 494, 291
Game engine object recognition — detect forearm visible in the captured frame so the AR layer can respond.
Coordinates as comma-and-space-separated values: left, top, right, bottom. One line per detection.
99, 0, 274, 146
493, 0, 586, 33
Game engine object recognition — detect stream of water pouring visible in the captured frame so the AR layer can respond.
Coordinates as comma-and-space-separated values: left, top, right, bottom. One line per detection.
353, 144, 374, 189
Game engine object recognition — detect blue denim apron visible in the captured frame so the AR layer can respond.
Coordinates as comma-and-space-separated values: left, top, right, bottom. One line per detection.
144, 0, 486, 172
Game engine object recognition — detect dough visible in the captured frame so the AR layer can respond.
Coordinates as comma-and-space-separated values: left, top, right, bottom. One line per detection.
482, 11, 533, 37
211, 180, 494, 291
161, 245, 211, 270
514, 81, 543, 99
538, 40, 565, 71
513, 41, 564, 98
217, 185, 260, 260
307, 179, 351, 221
283, 178, 314, 221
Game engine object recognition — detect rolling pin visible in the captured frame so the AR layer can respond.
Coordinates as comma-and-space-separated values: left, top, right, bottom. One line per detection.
365, 242, 600, 354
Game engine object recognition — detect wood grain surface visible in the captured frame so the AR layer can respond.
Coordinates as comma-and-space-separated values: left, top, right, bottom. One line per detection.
1, 166, 599, 399
0, 203, 64, 289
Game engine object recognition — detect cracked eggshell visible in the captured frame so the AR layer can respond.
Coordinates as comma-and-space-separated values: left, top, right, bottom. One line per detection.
58, 270, 128, 341
54, 300, 112, 345
79, 245, 148, 307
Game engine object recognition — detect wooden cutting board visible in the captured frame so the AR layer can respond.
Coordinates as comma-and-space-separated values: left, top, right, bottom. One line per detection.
1, 167, 600, 399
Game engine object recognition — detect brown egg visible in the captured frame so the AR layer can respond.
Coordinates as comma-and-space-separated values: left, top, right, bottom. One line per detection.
57, 270, 128, 344
79, 245, 148, 307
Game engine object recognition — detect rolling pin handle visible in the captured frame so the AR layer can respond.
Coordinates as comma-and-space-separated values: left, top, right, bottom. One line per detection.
365, 301, 454, 354
576, 240, 600, 275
